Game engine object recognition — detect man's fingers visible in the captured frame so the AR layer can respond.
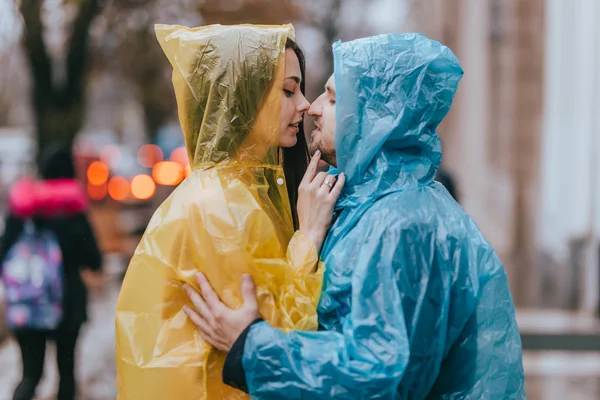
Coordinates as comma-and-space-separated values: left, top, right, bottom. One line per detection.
240, 274, 258, 311
183, 306, 211, 335
301, 150, 321, 185
196, 272, 223, 311
328, 172, 345, 199
183, 284, 213, 323
183, 306, 225, 350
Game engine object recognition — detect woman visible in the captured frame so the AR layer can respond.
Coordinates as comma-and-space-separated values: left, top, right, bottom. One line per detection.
0, 147, 103, 400
115, 24, 342, 399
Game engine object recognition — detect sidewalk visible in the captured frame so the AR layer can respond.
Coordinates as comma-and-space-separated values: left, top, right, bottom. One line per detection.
0, 255, 123, 400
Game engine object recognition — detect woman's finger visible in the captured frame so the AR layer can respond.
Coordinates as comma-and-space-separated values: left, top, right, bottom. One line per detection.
195, 273, 224, 312
318, 175, 337, 193
183, 284, 213, 323
328, 172, 345, 199
311, 171, 329, 188
301, 150, 321, 185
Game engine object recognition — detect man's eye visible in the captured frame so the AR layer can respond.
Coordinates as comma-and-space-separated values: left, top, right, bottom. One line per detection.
284, 89, 295, 97
329, 98, 336, 104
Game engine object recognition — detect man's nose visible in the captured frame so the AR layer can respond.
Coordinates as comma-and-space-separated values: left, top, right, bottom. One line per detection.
308, 98, 323, 117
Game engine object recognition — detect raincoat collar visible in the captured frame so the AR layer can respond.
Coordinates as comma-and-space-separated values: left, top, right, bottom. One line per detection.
332, 34, 463, 208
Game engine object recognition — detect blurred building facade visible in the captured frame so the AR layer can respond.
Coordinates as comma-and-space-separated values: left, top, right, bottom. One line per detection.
538, 0, 600, 313
409, 0, 600, 313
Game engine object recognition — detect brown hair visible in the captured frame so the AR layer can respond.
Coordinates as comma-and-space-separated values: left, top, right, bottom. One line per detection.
282, 38, 309, 229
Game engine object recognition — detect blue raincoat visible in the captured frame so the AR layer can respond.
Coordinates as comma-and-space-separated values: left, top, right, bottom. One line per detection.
240, 34, 525, 399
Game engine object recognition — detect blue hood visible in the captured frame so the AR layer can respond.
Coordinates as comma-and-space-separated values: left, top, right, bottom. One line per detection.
333, 33, 463, 207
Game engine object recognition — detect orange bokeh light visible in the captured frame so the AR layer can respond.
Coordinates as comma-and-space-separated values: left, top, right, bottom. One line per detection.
87, 183, 107, 201
108, 176, 130, 201
153, 161, 184, 186
131, 174, 156, 200
138, 144, 163, 168
87, 161, 109, 186
170, 147, 189, 167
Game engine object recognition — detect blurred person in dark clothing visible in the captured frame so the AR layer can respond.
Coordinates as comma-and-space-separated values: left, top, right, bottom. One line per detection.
436, 167, 459, 203
0, 147, 103, 400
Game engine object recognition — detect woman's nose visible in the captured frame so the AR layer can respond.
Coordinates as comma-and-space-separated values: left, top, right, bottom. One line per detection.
297, 93, 310, 113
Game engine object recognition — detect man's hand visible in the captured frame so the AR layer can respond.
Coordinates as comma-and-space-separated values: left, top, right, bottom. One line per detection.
183, 273, 260, 352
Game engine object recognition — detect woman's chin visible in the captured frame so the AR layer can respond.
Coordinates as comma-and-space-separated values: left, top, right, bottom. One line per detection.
279, 135, 298, 148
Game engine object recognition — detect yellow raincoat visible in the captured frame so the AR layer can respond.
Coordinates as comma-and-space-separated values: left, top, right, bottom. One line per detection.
115, 24, 323, 399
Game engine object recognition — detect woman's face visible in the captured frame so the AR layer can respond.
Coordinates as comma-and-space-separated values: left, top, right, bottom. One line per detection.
278, 48, 310, 148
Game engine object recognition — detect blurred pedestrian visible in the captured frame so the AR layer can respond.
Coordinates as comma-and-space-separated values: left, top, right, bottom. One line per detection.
0, 147, 103, 400
436, 166, 459, 203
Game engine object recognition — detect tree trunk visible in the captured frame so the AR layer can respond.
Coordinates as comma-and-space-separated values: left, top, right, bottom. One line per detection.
20, 0, 105, 163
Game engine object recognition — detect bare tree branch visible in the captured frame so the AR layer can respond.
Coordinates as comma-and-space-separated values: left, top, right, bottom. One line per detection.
64, 0, 105, 105
319, 0, 341, 86
19, 0, 53, 109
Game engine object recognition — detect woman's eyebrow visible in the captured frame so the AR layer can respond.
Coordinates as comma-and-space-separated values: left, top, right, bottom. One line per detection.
285, 76, 301, 84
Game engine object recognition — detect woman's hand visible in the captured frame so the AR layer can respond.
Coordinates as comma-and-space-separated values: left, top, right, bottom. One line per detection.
297, 151, 345, 252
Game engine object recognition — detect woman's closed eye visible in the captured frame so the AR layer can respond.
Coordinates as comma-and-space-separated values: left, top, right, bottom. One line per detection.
284, 89, 295, 97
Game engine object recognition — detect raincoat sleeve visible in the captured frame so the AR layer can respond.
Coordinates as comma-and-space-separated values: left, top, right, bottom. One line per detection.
286, 230, 321, 275
239, 217, 524, 399
240, 220, 413, 399
428, 259, 526, 399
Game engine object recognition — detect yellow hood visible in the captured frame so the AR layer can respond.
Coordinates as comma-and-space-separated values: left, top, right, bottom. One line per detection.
115, 24, 323, 400
156, 23, 288, 168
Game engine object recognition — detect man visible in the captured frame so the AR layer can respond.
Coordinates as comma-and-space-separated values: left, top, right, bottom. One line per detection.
183, 33, 526, 399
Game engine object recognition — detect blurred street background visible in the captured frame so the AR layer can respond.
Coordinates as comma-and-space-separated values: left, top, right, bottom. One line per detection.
1, 0, 599, 398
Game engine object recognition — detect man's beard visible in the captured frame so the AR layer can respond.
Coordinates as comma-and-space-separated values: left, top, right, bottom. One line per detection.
309, 139, 336, 167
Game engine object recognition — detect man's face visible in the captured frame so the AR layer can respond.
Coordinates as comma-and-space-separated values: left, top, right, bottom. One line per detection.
308, 75, 337, 167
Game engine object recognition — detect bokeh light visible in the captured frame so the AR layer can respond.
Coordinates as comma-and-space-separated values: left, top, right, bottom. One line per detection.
131, 174, 156, 200
100, 145, 122, 168
152, 161, 184, 186
87, 161, 109, 186
137, 144, 163, 168
170, 147, 189, 167
87, 183, 107, 201
108, 176, 130, 201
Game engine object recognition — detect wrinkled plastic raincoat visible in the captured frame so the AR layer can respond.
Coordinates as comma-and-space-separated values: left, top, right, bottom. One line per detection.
115, 24, 323, 400
241, 34, 525, 399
